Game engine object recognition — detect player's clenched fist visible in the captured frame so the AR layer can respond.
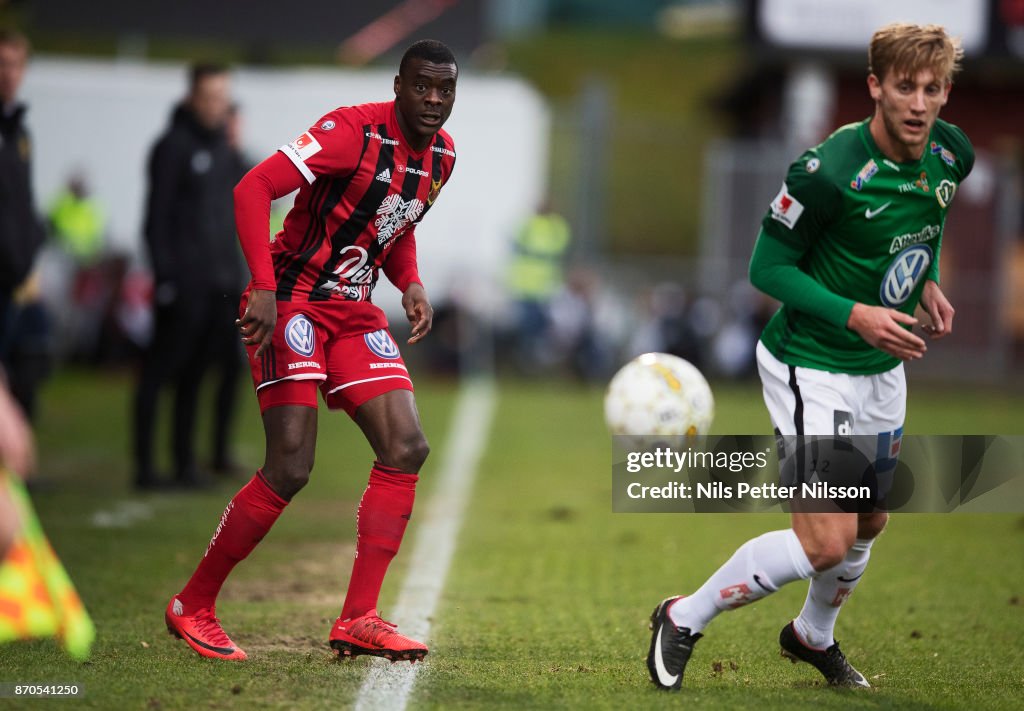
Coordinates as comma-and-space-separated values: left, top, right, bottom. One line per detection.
402, 283, 433, 344
236, 288, 277, 357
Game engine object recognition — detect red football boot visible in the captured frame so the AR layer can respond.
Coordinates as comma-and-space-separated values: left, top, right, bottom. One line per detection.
329, 610, 427, 662
165, 597, 247, 661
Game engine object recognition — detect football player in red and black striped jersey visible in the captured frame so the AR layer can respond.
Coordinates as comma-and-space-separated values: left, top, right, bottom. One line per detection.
165, 40, 458, 663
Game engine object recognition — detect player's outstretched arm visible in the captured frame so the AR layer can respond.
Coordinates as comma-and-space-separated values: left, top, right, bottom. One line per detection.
846, 303, 926, 360
919, 279, 955, 339
402, 283, 433, 345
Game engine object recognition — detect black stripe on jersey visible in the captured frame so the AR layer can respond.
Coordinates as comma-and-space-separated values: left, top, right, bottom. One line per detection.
276, 132, 371, 300
309, 122, 399, 301
275, 177, 330, 298
297, 131, 371, 257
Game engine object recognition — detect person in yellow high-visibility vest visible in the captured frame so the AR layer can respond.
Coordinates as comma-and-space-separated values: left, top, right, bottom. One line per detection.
506, 202, 572, 371
47, 174, 105, 264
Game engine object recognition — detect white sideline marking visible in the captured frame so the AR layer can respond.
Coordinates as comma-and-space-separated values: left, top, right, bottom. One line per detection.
354, 377, 497, 711
90, 501, 154, 528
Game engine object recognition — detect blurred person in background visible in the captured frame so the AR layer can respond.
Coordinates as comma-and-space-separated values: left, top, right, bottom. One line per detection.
43, 171, 109, 362
133, 63, 246, 490
207, 102, 251, 477
48, 172, 105, 265
506, 199, 571, 372
0, 29, 46, 377
3, 269, 50, 421
548, 266, 614, 381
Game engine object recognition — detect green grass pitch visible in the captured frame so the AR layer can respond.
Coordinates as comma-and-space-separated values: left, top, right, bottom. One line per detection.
0, 370, 1021, 709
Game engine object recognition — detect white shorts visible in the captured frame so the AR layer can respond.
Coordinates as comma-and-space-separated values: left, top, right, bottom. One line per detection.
756, 340, 905, 436
756, 341, 905, 498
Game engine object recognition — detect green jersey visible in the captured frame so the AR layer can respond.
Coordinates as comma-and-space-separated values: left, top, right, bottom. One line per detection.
754, 118, 974, 374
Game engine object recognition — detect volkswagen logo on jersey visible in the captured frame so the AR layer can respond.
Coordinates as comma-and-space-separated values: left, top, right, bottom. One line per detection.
284, 314, 316, 357
880, 245, 933, 307
364, 329, 400, 359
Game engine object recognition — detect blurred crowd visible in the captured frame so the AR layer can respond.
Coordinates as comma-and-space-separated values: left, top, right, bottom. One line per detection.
2, 31, 250, 492
431, 199, 776, 384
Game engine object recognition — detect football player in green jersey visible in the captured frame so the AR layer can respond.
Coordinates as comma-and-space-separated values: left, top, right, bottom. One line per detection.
648, 23, 972, 691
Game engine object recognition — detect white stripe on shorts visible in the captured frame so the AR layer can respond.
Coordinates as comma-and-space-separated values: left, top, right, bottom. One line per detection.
325, 374, 413, 395
255, 373, 327, 391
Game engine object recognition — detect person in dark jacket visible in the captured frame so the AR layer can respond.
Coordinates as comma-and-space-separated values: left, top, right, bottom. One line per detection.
0, 29, 45, 359
133, 63, 246, 490
208, 102, 251, 477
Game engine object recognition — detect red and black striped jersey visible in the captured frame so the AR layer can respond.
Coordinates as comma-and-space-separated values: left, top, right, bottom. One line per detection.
273, 101, 456, 308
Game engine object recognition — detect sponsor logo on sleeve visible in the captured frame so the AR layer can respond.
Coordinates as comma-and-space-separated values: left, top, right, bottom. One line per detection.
320, 120, 336, 131
768, 183, 805, 229
286, 132, 323, 162
850, 159, 879, 191
930, 141, 956, 167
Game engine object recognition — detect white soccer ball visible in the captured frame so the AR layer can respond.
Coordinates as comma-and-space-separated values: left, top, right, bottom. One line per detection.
604, 352, 714, 436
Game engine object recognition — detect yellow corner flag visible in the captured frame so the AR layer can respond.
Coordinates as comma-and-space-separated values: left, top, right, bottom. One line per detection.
0, 471, 95, 661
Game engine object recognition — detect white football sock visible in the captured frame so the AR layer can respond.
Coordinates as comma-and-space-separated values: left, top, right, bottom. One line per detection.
793, 537, 874, 650
668, 529, 815, 633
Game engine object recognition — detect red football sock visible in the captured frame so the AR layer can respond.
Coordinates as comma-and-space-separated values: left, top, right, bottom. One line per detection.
340, 462, 418, 620
176, 471, 287, 614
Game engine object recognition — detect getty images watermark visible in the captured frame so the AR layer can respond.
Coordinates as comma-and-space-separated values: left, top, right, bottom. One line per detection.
612, 435, 1024, 513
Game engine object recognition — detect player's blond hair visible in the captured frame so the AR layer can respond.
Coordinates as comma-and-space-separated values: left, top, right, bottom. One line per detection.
868, 23, 963, 85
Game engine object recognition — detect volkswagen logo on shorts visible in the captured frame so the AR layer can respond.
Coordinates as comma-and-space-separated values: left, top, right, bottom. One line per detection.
880, 245, 933, 307
364, 329, 400, 359
284, 314, 315, 357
